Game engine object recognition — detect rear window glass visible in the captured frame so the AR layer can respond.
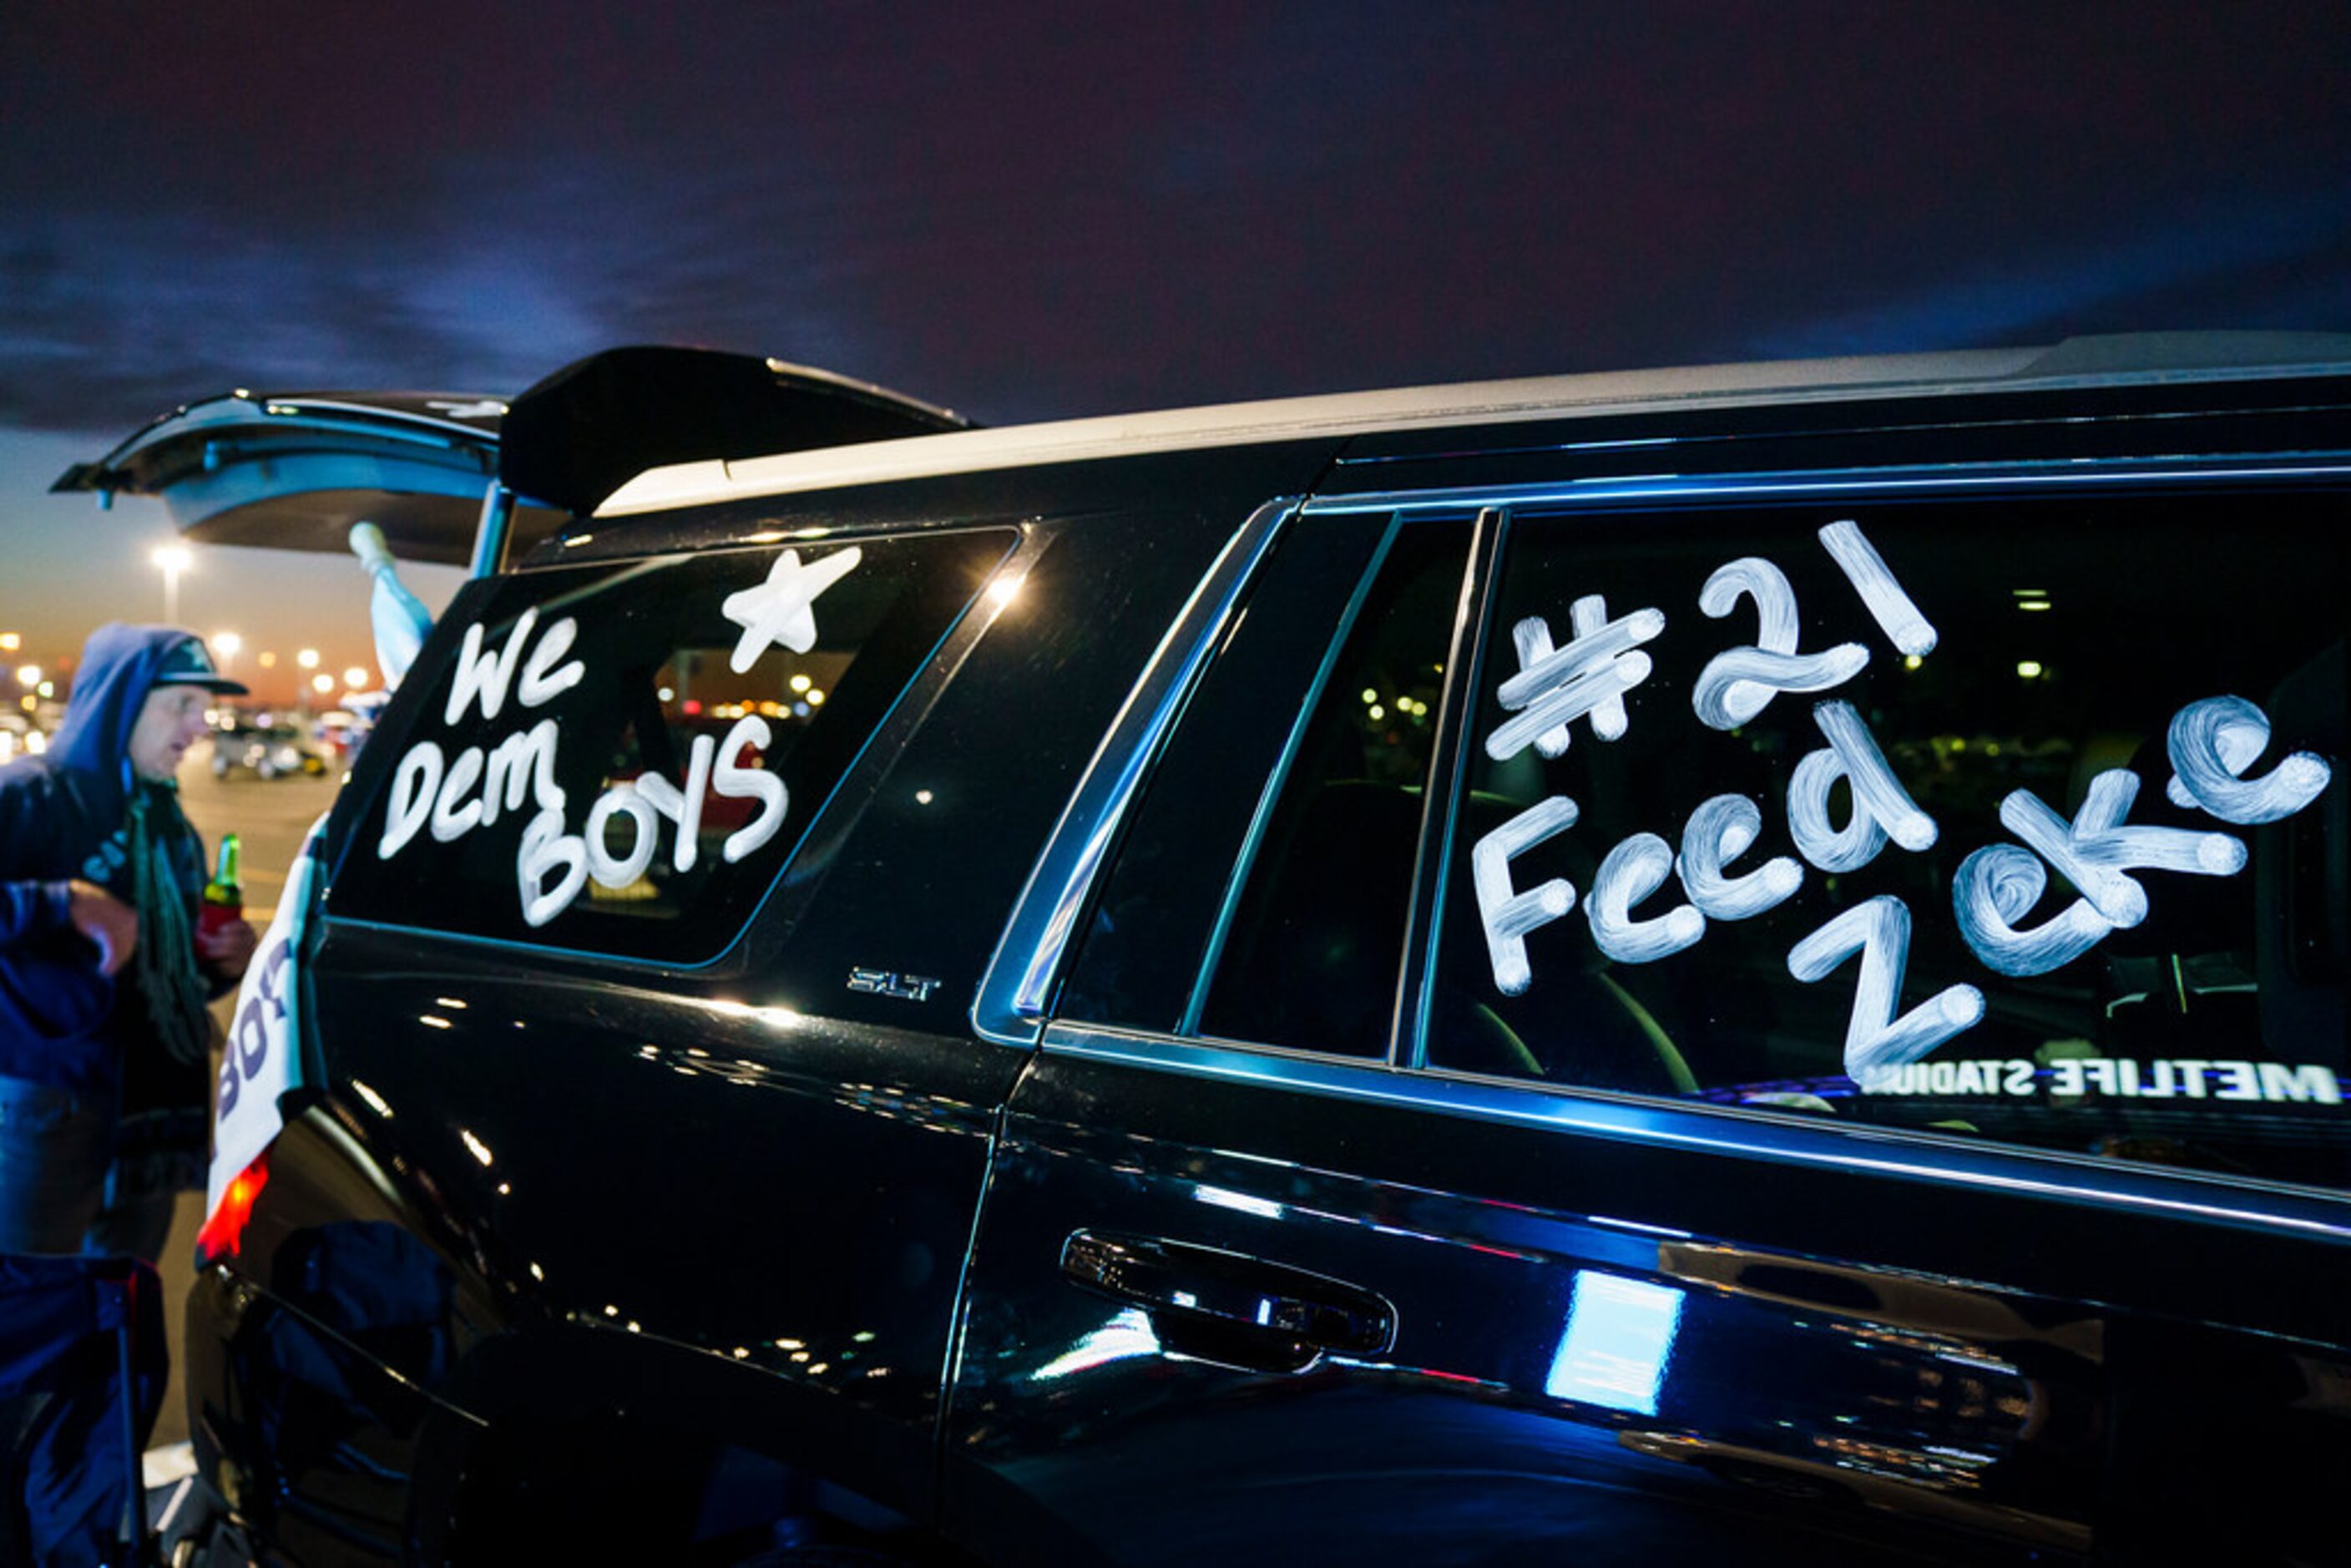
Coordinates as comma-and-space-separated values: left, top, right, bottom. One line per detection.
1431, 491, 2348, 1190
331, 529, 1016, 961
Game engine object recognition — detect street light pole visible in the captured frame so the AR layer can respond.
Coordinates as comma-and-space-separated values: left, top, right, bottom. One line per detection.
151, 544, 192, 626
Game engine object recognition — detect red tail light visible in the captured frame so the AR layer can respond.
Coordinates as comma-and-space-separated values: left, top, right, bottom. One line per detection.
195, 1151, 270, 1267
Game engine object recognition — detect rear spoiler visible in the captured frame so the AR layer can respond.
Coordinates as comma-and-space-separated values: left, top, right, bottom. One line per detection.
498, 346, 968, 518
53, 346, 971, 574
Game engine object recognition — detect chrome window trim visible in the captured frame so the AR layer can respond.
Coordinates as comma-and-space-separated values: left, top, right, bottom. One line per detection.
1301, 454, 2351, 518
971, 497, 1302, 1047
1395, 506, 1508, 1065
1040, 1020, 2351, 1243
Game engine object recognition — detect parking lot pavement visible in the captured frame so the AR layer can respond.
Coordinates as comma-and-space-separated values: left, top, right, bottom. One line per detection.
145, 751, 346, 1452
178, 741, 348, 926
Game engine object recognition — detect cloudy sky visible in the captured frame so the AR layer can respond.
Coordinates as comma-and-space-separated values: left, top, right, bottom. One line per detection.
4, 3, 2348, 697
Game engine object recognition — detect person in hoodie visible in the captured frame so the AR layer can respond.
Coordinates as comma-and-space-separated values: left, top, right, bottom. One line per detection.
0, 625, 257, 1260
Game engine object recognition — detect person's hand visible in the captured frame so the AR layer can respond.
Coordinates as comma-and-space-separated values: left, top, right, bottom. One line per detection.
65, 880, 136, 976
197, 916, 259, 982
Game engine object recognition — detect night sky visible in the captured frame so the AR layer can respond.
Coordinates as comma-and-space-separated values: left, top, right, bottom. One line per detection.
5, 3, 2348, 699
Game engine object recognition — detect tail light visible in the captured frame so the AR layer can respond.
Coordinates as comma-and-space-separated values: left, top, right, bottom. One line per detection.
195, 1151, 269, 1268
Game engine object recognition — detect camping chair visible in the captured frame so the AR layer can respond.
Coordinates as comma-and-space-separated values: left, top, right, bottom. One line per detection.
0, 1252, 166, 1567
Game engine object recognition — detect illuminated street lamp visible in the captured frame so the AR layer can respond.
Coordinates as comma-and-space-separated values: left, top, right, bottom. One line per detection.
311, 674, 335, 695
0, 633, 18, 653
296, 649, 321, 671
14, 664, 39, 689
151, 544, 193, 625
213, 631, 242, 674
341, 666, 371, 692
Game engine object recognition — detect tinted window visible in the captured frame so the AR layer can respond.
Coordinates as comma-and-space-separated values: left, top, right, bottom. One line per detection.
1059, 513, 1394, 1032
332, 530, 1015, 961
1191, 519, 1472, 1056
1062, 515, 1473, 1056
1429, 491, 2349, 1189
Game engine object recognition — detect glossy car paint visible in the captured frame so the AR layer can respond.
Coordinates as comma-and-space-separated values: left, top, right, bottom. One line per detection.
163, 357, 2351, 1564
205, 935, 1009, 1559
946, 1026, 2346, 1566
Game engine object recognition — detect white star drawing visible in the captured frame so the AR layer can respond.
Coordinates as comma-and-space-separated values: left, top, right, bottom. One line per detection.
721, 547, 863, 672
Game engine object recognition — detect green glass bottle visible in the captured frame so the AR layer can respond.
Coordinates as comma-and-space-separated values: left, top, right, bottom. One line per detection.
200, 831, 243, 939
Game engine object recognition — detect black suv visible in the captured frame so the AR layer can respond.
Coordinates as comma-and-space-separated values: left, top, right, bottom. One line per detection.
62, 336, 2351, 1565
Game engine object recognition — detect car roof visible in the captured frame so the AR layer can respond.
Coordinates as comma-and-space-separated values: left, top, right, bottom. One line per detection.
593, 331, 2351, 519
55, 333, 2351, 571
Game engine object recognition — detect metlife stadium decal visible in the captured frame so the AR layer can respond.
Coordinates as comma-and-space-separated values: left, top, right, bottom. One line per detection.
1860, 1057, 2343, 1105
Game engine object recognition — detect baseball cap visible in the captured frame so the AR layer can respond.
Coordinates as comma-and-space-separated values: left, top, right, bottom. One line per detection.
153, 637, 250, 695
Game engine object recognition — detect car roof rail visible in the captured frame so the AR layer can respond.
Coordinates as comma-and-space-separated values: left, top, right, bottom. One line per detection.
2008, 330, 2351, 380
499, 346, 973, 521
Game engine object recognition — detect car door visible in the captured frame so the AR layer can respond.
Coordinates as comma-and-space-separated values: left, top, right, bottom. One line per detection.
943, 473, 2351, 1566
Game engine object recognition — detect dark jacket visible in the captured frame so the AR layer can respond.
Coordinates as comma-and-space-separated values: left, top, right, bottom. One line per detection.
0, 625, 212, 1102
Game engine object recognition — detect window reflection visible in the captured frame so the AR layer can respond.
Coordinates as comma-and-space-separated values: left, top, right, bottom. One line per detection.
1546, 1270, 1685, 1415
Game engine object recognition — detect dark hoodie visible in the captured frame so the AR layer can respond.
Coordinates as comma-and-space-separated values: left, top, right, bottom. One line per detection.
0, 625, 215, 1114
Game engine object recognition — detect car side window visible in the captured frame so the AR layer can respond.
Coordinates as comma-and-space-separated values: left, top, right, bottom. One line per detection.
331, 529, 1016, 961
1058, 513, 1395, 1034
1061, 515, 1472, 1057
1429, 492, 2349, 1191
1194, 521, 1469, 1055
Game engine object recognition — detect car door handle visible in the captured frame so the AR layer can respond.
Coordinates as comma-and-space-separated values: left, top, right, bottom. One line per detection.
1060, 1230, 1397, 1373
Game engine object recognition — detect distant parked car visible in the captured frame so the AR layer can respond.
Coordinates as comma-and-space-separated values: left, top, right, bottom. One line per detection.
210, 721, 330, 780
314, 699, 391, 764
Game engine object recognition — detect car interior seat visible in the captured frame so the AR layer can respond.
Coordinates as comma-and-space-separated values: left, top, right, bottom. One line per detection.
1205, 776, 1696, 1091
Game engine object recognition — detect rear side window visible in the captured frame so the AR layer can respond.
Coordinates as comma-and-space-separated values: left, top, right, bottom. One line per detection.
1061, 515, 1470, 1056
332, 529, 1015, 961
1195, 521, 1469, 1055
1433, 492, 2348, 1189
